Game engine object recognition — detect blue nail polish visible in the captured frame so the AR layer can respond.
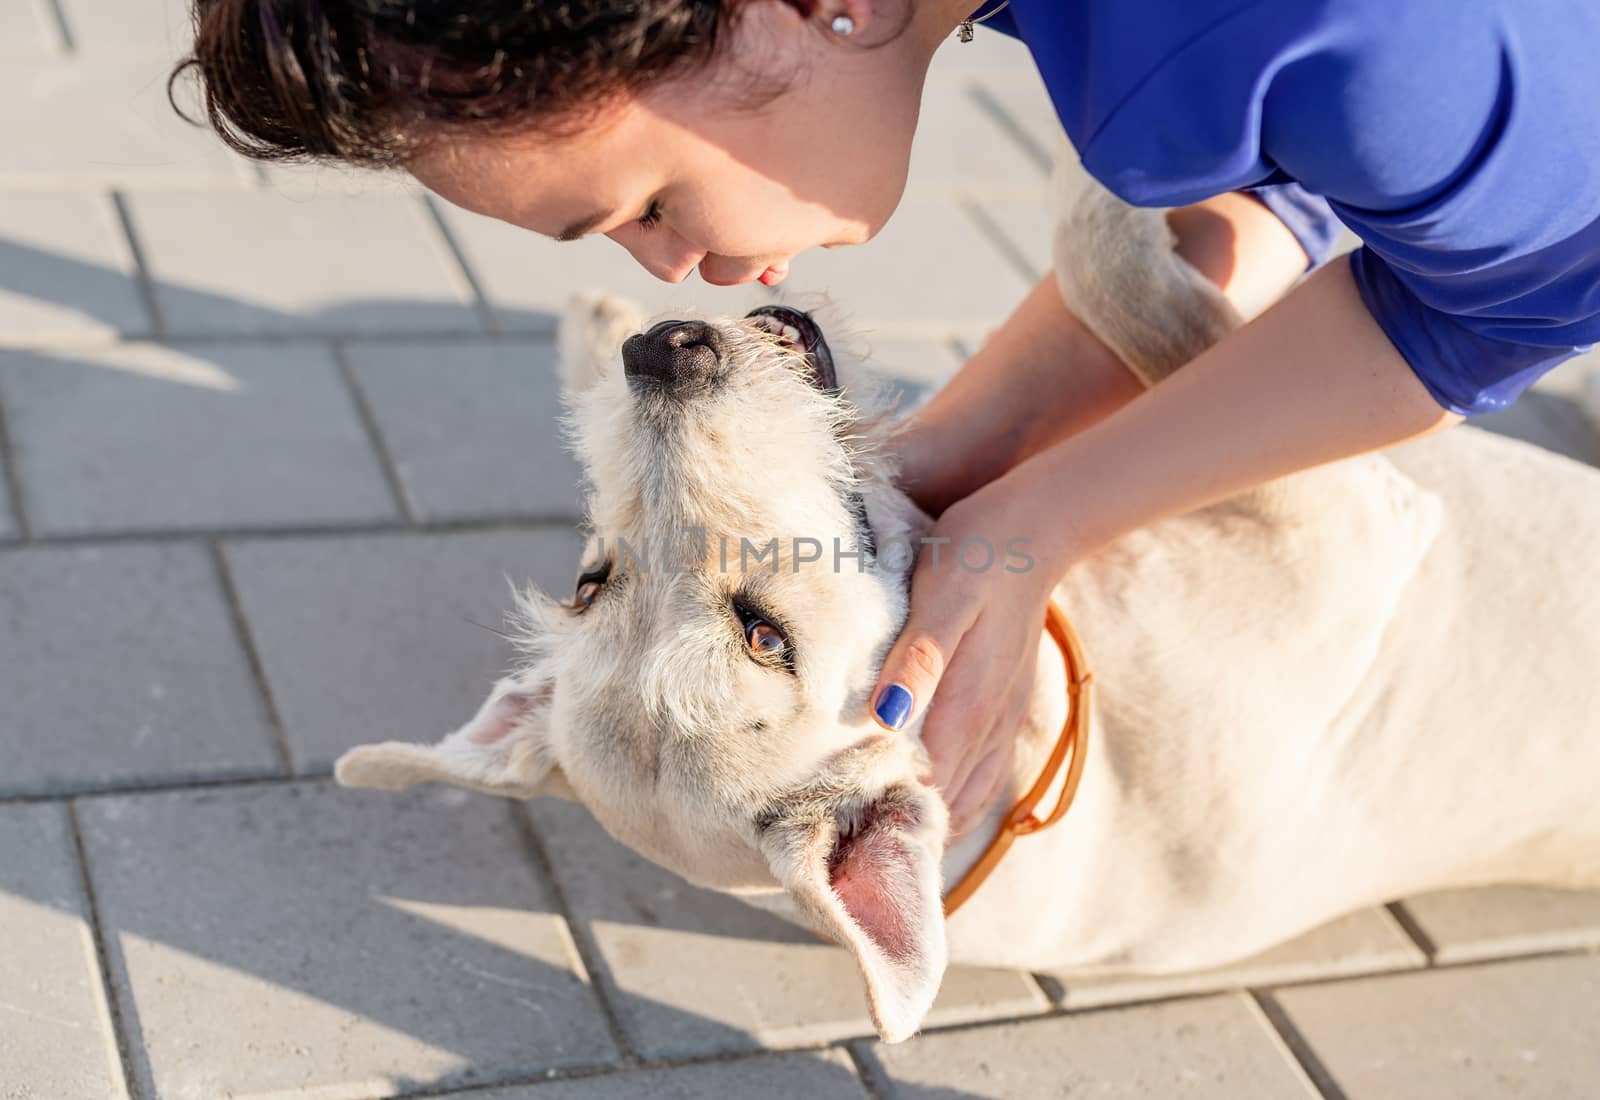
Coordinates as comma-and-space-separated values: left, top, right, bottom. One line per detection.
874, 684, 914, 730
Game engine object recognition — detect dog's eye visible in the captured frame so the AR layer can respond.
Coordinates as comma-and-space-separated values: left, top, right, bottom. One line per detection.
734, 598, 792, 669
573, 563, 610, 611
746, 620, 787, 656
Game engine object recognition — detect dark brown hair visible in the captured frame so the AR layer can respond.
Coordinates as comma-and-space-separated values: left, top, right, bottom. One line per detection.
175, 0, 757, 167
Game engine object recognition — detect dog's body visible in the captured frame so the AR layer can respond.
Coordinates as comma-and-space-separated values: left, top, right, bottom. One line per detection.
337, 147, 1600, 1041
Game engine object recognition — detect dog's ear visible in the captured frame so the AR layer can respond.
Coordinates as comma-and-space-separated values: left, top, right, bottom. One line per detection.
334, 678, 575, 801
558, 293, 644, 397
758, 782, 949, 1043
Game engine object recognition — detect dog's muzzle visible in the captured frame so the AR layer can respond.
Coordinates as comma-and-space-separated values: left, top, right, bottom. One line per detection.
621, 319, 721, 394
745, 306, 839, 392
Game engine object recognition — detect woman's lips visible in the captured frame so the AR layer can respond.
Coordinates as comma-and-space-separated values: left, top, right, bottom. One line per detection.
701, 261, 790, 287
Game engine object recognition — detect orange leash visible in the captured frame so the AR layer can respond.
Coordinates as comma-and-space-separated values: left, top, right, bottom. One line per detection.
941, 599, 1093, 917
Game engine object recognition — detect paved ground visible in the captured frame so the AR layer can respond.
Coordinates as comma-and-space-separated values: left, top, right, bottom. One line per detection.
3, 5, 1600, 1099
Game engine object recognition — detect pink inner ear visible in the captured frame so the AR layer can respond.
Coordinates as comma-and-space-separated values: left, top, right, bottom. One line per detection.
829, 799, 922, 963
467, 684, 551, 746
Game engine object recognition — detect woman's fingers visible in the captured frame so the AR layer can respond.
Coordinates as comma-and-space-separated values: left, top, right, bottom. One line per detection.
870, 553, 979, 736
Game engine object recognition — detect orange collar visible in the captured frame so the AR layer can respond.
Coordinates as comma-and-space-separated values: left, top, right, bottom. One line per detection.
941, 599, 1093, 918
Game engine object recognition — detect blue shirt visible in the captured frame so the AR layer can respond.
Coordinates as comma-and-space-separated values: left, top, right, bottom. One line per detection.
983, 0, 1600, 415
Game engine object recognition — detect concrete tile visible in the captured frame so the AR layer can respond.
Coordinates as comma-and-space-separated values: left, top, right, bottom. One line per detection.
525, 798, 1048, 1059
0, 803, 128, 1100
1040, 908, 1426, 1010
1475, 389, 1600, 467
0, 457, 17, 541
967, 196, 1054, 279
1533, 344, 1600, 402
775, 197, 1032, 339
0, 193, 151, 346
435, 201, 773, 333
0, 59, 255, 189
850, 336, 964, 415
429, 1050, 869, 1100
0, 0, 62, 54
0, 543, 282, 797
969, 72, 1062, 173
1398, 886, 1600, 963
907, 84, 1049, 197
1273, 955, 1600, 1100
125, 192, 480, 335
0, 342, 398, 535
56, 0, 192, 55
224, 528, 583, 771
345, 339, 585, 523
77, 780, 618, 1100
855, 994, 1317, 1099
261, 161, 425, 198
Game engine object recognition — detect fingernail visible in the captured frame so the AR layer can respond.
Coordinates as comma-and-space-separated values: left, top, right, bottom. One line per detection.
874, 683, 914, 730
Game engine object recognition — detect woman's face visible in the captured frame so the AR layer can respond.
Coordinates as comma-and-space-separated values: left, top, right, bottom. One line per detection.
409, 1, 947, 287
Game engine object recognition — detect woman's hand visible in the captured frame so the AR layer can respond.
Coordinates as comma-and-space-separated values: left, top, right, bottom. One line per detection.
869, 465, 1070, 839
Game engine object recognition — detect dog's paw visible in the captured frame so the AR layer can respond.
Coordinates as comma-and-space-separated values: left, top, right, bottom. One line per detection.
559, 293, 645, 395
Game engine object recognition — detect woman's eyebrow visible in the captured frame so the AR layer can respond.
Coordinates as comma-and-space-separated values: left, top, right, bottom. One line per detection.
556, 208, 614, 242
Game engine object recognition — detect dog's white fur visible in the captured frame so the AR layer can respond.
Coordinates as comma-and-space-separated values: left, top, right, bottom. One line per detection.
337, 145, 1600, 1044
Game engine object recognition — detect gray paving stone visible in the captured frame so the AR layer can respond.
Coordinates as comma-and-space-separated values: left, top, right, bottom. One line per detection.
0, 0, 62, 54
1477, 388, 1600, 467
0, 543, 282, 796
125, 192, 481, 335
968, 73, 1062, 173
1398, 886, 1600, 963
428, 1050, 869, 1100
77, 780, 617, 1100
261, 161, 425, 198
853, 336, 965, 415
56, 0, 192, 55
525, 797, 1048, 1059
1039, 908, 1425, 1010
0, 59, 255, 189
0, 193, 150, 346
0, 460, 17, 541
855, 994, 1317, 1099
1273, 954, 1600, 1100
0, 803, 128, 1100
345, 339, 585, 523
967, 196, 1054, 279
224, 528, 583, 771
0, 342, 398, 535
775, 197, 1031, 338
435, 200, 773, 333
907, 84, 1049, 197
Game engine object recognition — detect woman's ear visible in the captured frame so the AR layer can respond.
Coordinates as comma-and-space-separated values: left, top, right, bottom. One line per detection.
335, 676, 575, 801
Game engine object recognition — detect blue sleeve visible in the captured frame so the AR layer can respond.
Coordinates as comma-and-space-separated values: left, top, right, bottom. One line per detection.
1257, 2, 1600, 415
992, 0, 1600, 416
1246, 184, 1345, 272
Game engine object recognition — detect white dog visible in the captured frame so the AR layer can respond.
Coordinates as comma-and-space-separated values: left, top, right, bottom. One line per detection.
336, 152, 1600, 1043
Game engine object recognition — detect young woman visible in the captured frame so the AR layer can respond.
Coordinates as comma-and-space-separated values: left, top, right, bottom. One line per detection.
184, 0, 1600, 836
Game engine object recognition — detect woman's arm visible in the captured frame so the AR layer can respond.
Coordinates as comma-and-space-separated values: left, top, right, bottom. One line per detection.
875, 256, 1459, 835
898, 191, 1311, 515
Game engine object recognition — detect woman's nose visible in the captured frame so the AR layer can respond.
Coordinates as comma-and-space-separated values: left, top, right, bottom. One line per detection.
608, 226, 704, 284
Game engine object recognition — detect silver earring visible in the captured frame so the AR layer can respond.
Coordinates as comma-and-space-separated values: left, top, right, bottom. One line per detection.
830, 13, 855, 35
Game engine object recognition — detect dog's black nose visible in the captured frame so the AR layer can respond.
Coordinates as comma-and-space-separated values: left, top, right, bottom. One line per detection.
621, 319, 720, 392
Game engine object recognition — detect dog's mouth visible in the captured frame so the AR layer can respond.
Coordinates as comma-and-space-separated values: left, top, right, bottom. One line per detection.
745, 306, 838, 392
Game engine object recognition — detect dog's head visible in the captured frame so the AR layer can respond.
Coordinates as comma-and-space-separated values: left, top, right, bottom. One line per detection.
336, 295, 948, 1041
